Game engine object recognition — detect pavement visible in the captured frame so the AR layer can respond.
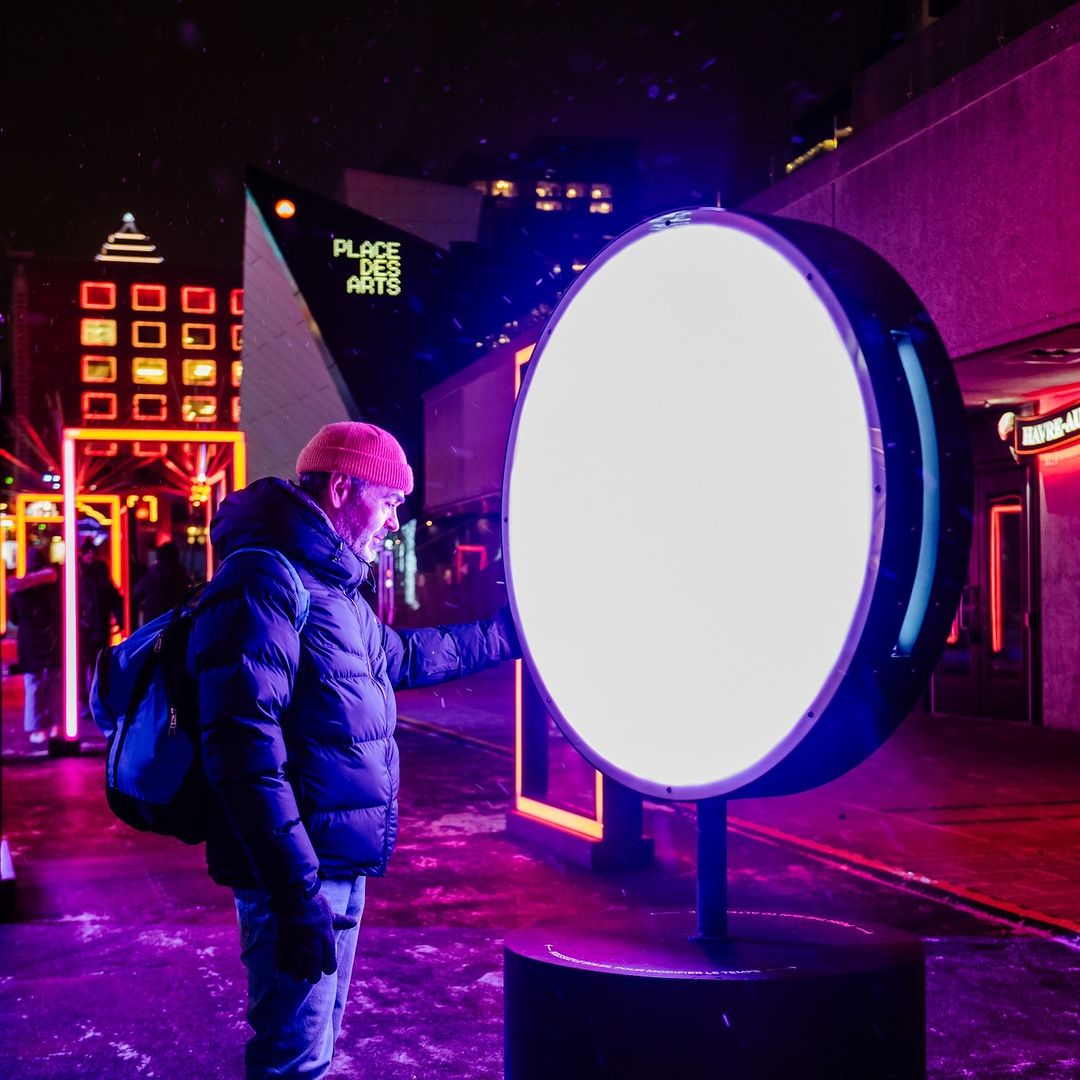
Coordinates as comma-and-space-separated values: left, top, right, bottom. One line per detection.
2, 641, 1080, 1077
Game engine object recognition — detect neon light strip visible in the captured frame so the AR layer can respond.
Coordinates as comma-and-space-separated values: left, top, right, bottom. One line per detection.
989, 503, 1022, 655
62, 438, 78, 739
893, 332, 940, 655
96, 255, 164, 264
512, 659, 605, 839
513, 345, 535, 398
946, 612, 960, 646
60, 428, 247, 740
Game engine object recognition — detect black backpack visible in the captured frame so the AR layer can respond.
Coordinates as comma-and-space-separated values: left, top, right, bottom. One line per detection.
90, 548, 309, 844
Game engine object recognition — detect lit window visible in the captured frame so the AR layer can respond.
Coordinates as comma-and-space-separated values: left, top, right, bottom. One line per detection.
132, 357, 168, 384
81, 392, 118, 420
82, 355, 117, 383
132, 321, 167, 347
131, 284, 167, 310
590, 183, 612, 200
181, 286, 216, 314
536, 199, 563, 212
80, 281, 116, 309
231, 396, 241, 423
84, 442, 118, 457
565, 183, 585, 199
133, 394, 168, 421
589, 201, 613, 215
81, 318, 117, 346
231, 324, 243, 351
492, 179, 517, 197
182, 323, 215, 349
230, 288, 244, 316
133, 442, 167, 457
231, 360, 243, 387
470, 180, 490, 195
182, 396, 217, 422
536, 180, 562, 199
182, 359, 218, 385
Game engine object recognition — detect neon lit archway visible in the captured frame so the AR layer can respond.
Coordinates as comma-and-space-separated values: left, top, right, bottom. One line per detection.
60, 428, 247, 741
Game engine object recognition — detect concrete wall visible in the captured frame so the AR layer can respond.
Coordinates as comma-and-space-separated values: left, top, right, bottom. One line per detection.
742, 4, 1080, 362
1036, 386, 1080, 731
336, 170, 482, 251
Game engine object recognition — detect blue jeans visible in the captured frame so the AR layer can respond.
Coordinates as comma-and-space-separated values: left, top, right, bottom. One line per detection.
233, 877, 366, 1079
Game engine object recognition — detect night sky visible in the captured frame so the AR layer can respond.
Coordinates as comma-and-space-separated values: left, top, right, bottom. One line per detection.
3, 1, 887, 267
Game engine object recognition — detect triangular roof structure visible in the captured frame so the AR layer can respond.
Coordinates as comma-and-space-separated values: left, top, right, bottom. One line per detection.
94, 212, 163, 264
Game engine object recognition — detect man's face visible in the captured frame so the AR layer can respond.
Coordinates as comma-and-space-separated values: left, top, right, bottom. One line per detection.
335, 480, 404, 564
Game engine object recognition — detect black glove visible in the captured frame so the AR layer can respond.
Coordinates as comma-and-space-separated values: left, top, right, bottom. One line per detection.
273, 887, 358, 984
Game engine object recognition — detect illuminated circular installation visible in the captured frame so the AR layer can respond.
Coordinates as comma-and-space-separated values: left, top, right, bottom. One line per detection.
274, 198, 297, 219
503, 208, 970, 802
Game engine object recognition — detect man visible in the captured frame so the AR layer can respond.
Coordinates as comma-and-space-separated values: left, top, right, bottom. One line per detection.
188, 421, 518, 1078
133, 539, 191, 625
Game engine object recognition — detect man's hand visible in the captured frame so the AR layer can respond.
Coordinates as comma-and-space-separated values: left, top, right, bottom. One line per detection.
274, 888, 358, 984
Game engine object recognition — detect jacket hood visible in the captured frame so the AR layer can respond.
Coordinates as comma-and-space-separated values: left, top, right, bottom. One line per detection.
210, 477, 367, 591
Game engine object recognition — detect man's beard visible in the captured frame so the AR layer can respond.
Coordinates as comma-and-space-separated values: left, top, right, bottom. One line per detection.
336, 500, 381, 563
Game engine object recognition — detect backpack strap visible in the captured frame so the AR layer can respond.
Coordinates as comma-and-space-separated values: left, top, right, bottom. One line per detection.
221, 547, 311, 632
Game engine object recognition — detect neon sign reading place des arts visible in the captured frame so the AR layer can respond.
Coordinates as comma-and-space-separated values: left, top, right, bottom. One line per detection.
331, 238, 403, 296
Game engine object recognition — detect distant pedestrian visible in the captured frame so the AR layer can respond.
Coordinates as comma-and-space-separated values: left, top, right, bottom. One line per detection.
133, 540, 191, 625
7, 545, 62, 746
78, 538, 123, 720
189, 421, 520, 1078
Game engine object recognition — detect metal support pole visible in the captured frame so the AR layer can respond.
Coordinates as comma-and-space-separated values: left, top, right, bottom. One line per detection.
695, 797, 728, 941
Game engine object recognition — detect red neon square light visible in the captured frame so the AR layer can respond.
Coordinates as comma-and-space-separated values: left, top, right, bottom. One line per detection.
133, 394, 168, 421
131, 284, 167, 311
181, 286, 217, 314
230, 288, 244, 316
84, 442, 118, 457
231, 396, 241, 423
133, 442, 167, 457
80, 281, 116, 309
81, 391, 118, 420
231, 324, 243, 351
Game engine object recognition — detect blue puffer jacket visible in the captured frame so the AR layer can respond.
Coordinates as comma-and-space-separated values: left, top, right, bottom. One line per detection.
188, 477, 516, 898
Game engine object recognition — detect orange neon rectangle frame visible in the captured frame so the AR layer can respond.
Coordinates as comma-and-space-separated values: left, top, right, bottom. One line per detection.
81, 318, 117, 346
61, 428, 247, 741
132, 321, 167, 348
231, 324, 243, 351
181, 286, 216, 314
132, 394, 168, 421
182, 358, 218, 385
131, 283, 167, 310
182, 323, 216, 350
513, 660, 604, 840
133, 442, 167, 457
80, 281, 116, 309
182, 395, 218, 421
82, 354, 117, 382
230, 396, 241, 423
132, 357, 168, 384
14, 492, 122, 580
231, 360, 243, 387
989, 502, 1022, 655
230, 288, 244, 315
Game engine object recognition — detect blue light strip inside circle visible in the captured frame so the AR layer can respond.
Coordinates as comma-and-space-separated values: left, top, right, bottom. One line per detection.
893, 330, 940, 656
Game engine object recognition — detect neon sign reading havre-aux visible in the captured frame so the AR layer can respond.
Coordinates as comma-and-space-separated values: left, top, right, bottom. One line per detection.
332, 238, 403, 296
1013, 398, 1080, 455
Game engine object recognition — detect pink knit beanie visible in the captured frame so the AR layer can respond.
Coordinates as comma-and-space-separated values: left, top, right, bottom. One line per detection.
296, 422, 414, 494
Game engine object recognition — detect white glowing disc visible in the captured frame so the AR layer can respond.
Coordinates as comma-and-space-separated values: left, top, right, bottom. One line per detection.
503, 210, 883, 799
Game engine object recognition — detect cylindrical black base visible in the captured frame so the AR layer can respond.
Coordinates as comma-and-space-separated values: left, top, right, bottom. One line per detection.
505, 911, 925, 1079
